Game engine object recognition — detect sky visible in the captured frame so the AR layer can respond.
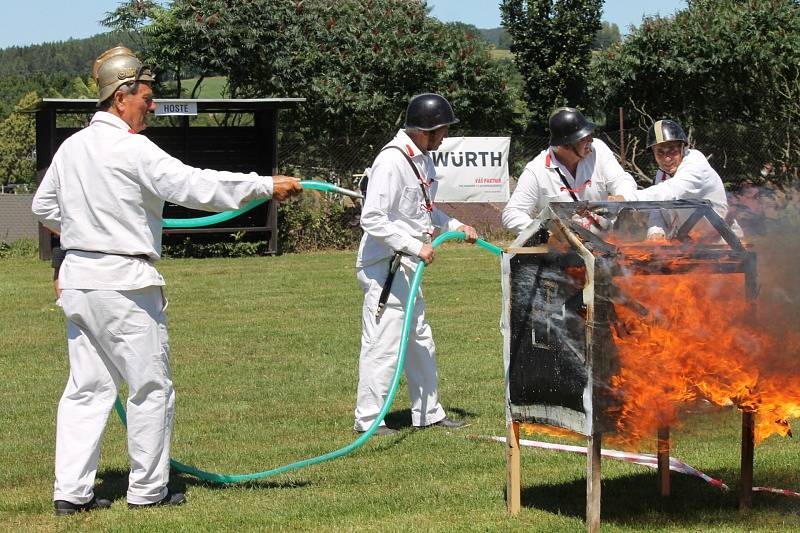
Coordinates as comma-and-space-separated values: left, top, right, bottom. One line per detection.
0, 1, 688, 50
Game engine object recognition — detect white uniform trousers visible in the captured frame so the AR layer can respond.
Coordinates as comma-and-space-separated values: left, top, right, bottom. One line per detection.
354, 259, 446, 431
54, 287, 174, 505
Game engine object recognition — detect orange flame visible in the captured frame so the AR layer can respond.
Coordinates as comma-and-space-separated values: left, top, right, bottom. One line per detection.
520, 423, 585, 442
610, 273, 800, 448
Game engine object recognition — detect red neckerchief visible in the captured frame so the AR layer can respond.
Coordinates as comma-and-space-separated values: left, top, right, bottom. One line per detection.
655, 169, 670, 183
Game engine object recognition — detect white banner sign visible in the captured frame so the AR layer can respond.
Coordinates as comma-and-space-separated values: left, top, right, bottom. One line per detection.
155, 101, 198, 116
431, 136, 510, 202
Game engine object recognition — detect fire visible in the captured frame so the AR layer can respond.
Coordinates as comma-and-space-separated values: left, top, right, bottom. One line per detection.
609, 273, 800, 448
520, 423, 585, 442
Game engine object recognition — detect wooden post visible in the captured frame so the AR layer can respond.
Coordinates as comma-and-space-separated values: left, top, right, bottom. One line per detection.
35, 106, 57, 261
657, 426, 670, 496
586, 432, 602, 533
506, 420, 521, 515
256, 108, 280, 255
740, 253, 757, 509
740, 410, 755, 509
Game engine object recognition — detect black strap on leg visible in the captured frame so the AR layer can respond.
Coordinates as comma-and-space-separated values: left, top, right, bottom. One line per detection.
375, 252, 403, 321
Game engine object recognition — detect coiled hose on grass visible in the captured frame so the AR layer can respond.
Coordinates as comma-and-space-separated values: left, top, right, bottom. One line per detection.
115, 217, 502, 482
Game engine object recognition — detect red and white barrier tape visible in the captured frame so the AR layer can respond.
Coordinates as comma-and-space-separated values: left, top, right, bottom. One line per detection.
482, 435, 800, 498
753, 487, 800, 498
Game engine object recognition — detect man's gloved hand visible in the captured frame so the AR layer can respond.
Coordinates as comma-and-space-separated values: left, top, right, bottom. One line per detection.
271, 175, 303, 201
457, 224, 478, 243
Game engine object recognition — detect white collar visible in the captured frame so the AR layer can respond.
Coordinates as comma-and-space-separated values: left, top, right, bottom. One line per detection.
91, 111, 134, 131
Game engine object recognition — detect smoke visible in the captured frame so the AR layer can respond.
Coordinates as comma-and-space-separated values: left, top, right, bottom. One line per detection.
738, 183, 800, 382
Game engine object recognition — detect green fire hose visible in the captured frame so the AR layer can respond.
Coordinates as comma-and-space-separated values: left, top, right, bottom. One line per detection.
116, 189, 503, 482
162, 180, 363, 229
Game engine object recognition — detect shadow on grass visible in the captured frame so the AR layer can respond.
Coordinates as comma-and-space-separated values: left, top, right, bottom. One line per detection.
95, 467, 311, 500
171, 472, 311, 491
519, 470, 800, 528
385, 406, 478, 430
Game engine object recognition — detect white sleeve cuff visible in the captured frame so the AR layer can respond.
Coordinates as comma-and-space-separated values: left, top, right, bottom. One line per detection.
264, 176, 274, 198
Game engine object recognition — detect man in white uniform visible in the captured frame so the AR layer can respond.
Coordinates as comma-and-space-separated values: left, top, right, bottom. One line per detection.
502, 107, 638, 234
354, 93, 478, 435
609, 119, 741, 239
32, 47, 303, 515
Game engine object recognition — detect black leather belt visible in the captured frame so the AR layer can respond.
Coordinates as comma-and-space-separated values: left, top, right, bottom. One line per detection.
64, 248, 151, 261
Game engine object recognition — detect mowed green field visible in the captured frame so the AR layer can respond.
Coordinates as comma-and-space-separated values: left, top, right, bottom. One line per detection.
176, 76, 229, 99
489, 48, 514, 60
1, 246, 799, 531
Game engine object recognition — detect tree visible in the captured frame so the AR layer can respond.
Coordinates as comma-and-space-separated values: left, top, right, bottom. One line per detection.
500, 0, 603, 128
102, 1, 211, 96
103, 0, 519, 141
0, 31, 137, 78
0, 92, 37, 186
591, 0, 800, 185
0, 76, 97, 186
479, 27, 513, 49
592, 21, 620, 50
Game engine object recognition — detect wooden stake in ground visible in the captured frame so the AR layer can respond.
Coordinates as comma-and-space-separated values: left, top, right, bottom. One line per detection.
740, 410, 755, 509
658, 425, 670, 497
586, 432, 602, 533
506, 421, 521, 515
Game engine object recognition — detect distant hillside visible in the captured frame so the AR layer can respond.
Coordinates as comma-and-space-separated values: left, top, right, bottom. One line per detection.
0, 32, 138, 121
479, 27, 512, 49
479, 22, 620, 51
0, 32, 136, 78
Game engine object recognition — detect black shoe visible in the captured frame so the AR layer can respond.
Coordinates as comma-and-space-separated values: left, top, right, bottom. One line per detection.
54, 497, 112, 516
128, 491, 187, 509
355, 426, 398, 436
430, 416, 467, 429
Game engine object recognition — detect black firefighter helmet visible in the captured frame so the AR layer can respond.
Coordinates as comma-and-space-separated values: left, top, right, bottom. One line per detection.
548, 107, 596, 146
404, 93, 460, 131
647, 119, 689, 148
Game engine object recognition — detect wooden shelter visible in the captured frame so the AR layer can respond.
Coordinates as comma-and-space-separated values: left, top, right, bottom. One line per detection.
26, 97, 304, 259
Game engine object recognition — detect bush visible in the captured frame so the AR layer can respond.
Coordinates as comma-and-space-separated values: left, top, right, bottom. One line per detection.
161, 234, 270, 258
0, 239, 38, 259
278, 192, 362, 253
162, 194, 363, 258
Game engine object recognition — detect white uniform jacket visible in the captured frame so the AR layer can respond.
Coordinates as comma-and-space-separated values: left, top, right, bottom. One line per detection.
32, 111, 274, 290
622, 148, 729, 215
622, 148, 732, 238
502, 139, 637, 234
356, 129, 463, 267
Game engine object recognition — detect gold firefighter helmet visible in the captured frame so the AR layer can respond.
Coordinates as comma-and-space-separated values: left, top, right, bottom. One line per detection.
92, 46, 155, 103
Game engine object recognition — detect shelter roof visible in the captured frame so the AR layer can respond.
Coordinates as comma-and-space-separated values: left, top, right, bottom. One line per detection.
21, 98, 305, 114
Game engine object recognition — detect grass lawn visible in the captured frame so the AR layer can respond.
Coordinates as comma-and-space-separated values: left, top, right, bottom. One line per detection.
490, 48, 514, 61
174, 76, 229, 99
1, 245, 798, 531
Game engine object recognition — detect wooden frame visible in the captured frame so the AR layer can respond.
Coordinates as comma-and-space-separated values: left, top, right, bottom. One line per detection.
503, 200, 758, 530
